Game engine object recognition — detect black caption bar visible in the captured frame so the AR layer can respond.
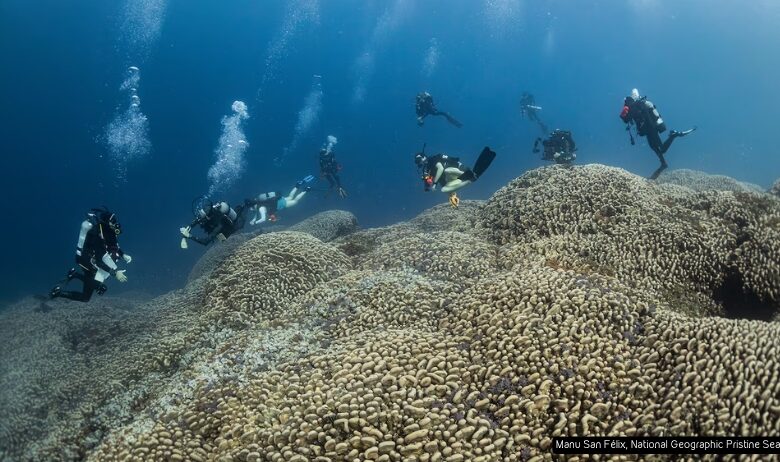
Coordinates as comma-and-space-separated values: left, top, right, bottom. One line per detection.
552, 437, 780, 455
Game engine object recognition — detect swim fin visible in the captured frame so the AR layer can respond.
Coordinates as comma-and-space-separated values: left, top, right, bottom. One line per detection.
673, 126, 697, 137
449, 192, 460, 208
472, 147, 496, 179
49, 286, 62, 299
297, 174, 316, 187
443, 113, 463, 128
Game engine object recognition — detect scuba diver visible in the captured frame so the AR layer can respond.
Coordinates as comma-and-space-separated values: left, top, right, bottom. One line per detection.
534, 129, 577, 164
248, 175, 314, 225
415, 145, 496, 207
319, 143, 347, 198
180, 200, 248, 249
415, 92, 462, 128
620, 88, 696, 180
49, 207, 131, 302
520, 92, 548, 134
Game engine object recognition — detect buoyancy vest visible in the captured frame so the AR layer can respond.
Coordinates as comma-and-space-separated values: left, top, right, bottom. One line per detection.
623, 97, 666, 135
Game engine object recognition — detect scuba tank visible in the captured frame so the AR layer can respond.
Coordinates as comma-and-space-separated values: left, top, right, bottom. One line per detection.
215, 202, 237, 222
642, 99, 666, 133
258, 192, 276, 201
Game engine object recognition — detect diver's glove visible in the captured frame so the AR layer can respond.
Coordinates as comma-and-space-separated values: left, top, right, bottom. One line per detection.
338, 187, 348, 198
216, 233, 227, 242
449, 192, 460, 208
115, 270, 128, 283
123, 254, 132, 264
179, 227, 192, 249
269, 214, 277, 222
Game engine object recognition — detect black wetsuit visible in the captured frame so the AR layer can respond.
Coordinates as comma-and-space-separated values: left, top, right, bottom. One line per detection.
536, 130, 576, 164
59, 270, 102, 301
622, 96, 683, 179
54, 219, 124, 302
188, 204, 246, 246
319, 151, 342, 190
415, 93, 462, 128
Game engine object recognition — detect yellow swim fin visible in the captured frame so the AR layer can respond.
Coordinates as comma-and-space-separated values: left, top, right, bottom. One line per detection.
449, 192, 460, 208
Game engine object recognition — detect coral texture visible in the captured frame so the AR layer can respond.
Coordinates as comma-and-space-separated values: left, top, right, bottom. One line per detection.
2, 165, 779, 462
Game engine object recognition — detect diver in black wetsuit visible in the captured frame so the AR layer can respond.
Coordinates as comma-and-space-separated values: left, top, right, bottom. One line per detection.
520, 92, 548, 134
180, 200, 247, 248
49, 208, 131, 302
534, 129, 577, 164
620, 88, 696, 180
415, 92, 462, 128
319, 148, 347, 198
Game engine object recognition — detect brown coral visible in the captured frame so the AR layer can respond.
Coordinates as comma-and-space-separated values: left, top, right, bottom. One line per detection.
657, 168, 764, 194
769, 178, 780, 198
481, 164, 780, 319
88, 262, 780, 462
2, 166, 780, 462
203, 232, 353, 326
188, 210, 357, 283
358, 231, 498, 283
187, 231, 257, 283
287, 210, 359, 242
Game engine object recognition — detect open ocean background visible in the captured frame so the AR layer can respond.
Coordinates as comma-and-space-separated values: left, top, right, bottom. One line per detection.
0, 0, 778, 305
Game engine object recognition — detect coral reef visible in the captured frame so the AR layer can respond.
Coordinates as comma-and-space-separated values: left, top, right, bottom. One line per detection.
0, 285, 210, 461
482, 164, 780, 318
87, 263, 780, 462
770, 178, 780, 198
202, 232, 353, 327
357, 231, 498, 284
187, 232, 257, 283
408, 200, 485, 234
2, 165, 779, 462
657, 169, 764, 194
287, 210, 359, 243
188, 210, 357, 283
333, 201, 483, 262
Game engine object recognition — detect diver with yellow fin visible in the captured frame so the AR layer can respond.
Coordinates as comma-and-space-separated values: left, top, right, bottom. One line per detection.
415, 145, 496, 207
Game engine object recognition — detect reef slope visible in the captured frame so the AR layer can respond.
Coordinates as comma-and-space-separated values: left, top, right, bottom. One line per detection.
1, 165, 779, 462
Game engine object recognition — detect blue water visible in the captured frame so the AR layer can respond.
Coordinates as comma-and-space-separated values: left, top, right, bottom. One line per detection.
1, 0, 778, 304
